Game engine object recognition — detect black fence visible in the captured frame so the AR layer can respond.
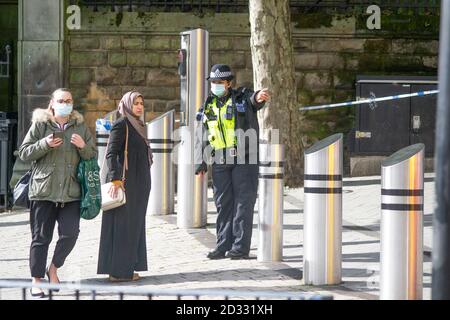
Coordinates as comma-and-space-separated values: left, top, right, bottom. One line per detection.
0, 280, 333, 300
72, 0, 441, 14
73, 0, 249, 13
293, 0, 440, 14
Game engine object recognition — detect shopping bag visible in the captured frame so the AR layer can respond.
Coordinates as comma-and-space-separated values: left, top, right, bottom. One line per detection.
77, 158, 102, 220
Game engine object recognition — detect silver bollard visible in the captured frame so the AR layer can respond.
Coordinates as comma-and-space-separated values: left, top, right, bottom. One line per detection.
96, 128, 109, 169
380, 143, 424, 300
258, 143, 285, 262
96, 119, 111, 183
146, 110, 175, 216
177, 126, 208, 228
303, 133, 343, 285
176, 28, 209, 229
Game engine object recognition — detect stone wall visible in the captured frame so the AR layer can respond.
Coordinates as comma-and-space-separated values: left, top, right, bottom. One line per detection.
294, 36, 438, 146
68, 32, 254, 130
66, 9, 439, 149
68, 33, 182, 129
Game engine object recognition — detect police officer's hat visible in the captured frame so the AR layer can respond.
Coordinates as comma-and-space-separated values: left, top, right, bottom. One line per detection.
206, 64, 234, 81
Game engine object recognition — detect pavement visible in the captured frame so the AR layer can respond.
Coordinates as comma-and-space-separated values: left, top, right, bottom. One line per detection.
0, 174, 435, 300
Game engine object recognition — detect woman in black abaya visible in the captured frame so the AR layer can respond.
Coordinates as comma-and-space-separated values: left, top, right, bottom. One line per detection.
97, 91, 152, 282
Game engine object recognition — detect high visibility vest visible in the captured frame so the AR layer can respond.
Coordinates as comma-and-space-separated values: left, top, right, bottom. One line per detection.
204, 97, 236, 150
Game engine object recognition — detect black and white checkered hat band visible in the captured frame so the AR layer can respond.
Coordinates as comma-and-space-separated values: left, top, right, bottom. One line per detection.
210, 69, 232, 78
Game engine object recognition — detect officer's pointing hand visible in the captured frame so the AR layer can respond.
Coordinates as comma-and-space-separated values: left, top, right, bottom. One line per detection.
256, 88, 270, 103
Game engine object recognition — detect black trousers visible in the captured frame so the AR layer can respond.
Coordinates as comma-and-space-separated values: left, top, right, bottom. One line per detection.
211, 163, 258, 255
29, 200, 80, 278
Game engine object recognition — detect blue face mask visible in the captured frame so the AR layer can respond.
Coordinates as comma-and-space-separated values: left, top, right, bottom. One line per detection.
211, 83, 227, 97
53, 103, 73, 117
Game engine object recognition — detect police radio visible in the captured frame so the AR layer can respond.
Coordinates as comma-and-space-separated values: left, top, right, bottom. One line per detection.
226, 104, 233, 120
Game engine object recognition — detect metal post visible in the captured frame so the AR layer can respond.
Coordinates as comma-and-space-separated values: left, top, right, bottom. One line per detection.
177, 29, 209, 228
146, 110, 175, 215
433, 0, 450, 300
257, 143, 284, 262
380, 143, 424, 300
303, 133, 343, 285
0, 112, 17, 209
96, 119, 111, 184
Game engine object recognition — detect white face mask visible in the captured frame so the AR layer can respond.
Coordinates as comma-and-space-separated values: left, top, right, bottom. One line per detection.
211, 83, 227, 97
53, 103, 73, 117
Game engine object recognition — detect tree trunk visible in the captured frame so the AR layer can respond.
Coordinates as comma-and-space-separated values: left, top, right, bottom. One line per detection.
249, 0, 304, 187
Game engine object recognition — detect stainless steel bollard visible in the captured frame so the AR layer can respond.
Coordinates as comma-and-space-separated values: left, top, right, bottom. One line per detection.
96, 129, 109, 169
303, 133, 343, 285
258, 144, 285, 262
177, 126, 208, 228
95, 119, 111, 184
176, 28, 209, 228
380, 143, 424, 300
146, 110, 175, 216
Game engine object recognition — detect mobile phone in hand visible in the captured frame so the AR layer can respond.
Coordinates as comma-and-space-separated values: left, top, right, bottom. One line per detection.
53, 131, 64, 140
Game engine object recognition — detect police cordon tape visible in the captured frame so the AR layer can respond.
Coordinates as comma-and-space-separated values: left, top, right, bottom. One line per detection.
299, 90, 439, 112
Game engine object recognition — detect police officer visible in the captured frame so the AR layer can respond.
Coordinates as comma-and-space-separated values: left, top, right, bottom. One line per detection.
195, 64, 270, 260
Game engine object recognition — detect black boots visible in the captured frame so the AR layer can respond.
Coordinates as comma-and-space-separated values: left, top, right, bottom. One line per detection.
206, 249, 226, 260
225, 250, 249, 260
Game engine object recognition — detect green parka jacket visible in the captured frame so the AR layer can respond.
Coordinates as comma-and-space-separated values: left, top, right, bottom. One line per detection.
19, 108, 97, 204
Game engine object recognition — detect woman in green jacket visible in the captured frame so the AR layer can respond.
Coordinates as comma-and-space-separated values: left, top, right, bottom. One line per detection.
19, 88, 97, 298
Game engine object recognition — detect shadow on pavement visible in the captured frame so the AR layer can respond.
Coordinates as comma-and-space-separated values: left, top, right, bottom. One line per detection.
205, 223, 303, 230
342, 252, 380, 264
80, 267, 303, 287
343, 176, 434, 187
282, 255, 302, 263
283, 244, 302, 249
342, 267, 376, 278
0, 258, 28, 262
342, 240, 379, 246
0, 220, 29, 227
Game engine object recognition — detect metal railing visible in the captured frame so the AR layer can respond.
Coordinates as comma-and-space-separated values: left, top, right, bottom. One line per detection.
72, 0, 441, 14
73, 0, 249, 13
0, 280, 333, 300
291, 0, 441, 12
0, 45, 11, 79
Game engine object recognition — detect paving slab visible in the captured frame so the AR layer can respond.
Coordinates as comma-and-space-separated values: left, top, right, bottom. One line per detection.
0, 174, 435, 300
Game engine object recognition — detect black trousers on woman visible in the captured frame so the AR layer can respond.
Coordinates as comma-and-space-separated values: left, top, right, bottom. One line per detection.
29, 200, 80, 278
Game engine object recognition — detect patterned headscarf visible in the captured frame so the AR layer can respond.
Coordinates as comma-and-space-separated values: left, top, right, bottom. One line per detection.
118, 91, 153, 166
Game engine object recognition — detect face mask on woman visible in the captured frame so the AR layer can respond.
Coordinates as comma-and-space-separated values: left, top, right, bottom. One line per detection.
53, 103, 73, 117
211, 83, 227, 97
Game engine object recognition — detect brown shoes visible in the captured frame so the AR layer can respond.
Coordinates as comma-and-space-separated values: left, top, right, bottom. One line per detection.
108, 273, 140, 282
